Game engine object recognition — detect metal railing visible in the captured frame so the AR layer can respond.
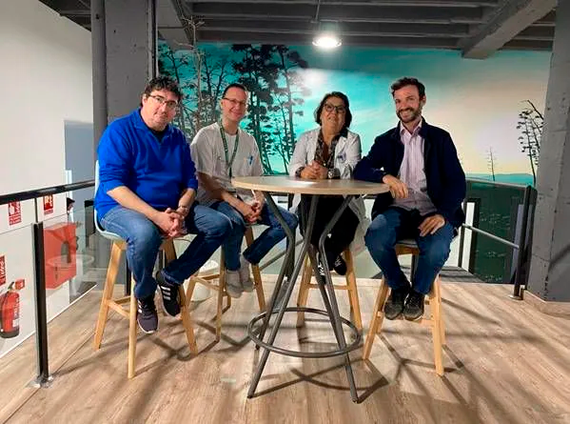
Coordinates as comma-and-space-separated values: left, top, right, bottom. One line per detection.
457, 179, 537, 299
1, 180, 95, 387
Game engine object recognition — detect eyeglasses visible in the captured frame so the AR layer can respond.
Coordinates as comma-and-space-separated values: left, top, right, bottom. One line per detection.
148, 94, 179, 111
223, 97, 248, 108
323, 103, 346, 114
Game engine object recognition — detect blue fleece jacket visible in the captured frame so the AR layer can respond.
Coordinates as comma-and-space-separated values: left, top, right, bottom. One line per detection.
354, 120, 466, 228
95, 109, 198, 218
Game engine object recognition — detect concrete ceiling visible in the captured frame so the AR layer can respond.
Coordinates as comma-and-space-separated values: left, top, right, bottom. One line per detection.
39, 0, 557, 58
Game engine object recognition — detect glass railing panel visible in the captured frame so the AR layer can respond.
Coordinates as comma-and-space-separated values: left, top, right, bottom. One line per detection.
0, 221, 39, 419
466, 181, 526, 283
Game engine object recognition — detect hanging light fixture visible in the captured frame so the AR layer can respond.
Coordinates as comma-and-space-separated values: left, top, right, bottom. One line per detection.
311, 1, 341, 49
312, 24, 342, 49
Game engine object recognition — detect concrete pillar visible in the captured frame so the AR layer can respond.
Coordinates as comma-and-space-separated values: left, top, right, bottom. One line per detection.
91, 0, 157, 280
105, 0, 157, 122
527, 0, 570, 302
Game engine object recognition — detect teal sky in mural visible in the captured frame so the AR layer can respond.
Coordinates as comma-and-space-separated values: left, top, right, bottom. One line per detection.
160, 42, 549, 182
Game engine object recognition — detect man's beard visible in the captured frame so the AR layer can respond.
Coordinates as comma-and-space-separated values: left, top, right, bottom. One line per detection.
397, 107, 421, 123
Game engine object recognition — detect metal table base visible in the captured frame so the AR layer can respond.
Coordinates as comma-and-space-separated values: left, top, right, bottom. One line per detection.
247, 194, 362, 403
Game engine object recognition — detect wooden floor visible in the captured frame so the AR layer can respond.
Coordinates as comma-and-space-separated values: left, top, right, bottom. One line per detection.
1, 276, 570, 424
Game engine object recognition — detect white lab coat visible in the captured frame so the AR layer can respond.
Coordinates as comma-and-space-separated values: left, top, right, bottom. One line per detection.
288, 128, 370, 253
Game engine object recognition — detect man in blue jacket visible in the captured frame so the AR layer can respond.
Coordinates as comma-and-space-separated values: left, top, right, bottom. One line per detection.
95, 76, 231, 333
354, 77, 465, 321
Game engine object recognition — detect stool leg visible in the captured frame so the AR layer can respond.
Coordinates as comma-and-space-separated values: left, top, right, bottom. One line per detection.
178, 284, 198, 354
252, 264, 265, 311
430, 280, 444, 376
162, 239, 177, 264
94, 241, 123, 350
363, 281, 389, 360
344, 249, 362, 332
435, 277, 446, 346
185, 275, 198, 307
216, 259, 226, 342
296, 256, 313, 328
245, 228, 266, 311
128, 276, 137, 379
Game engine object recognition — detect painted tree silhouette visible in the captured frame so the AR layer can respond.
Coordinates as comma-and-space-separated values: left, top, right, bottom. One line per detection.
487, 147, 497, 181
517, 100, 543, 186
158, 42, 197, 138
274, 46, 310, 165
232, 45, 280, 173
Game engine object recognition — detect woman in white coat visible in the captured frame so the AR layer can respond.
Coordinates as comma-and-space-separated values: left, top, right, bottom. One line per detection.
289, 91, 366, 275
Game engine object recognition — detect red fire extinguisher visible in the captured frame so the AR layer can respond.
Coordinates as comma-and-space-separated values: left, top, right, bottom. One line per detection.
0, 279, 24, 339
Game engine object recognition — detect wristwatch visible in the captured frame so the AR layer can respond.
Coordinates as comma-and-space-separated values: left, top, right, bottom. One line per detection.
327, 168, 335, 179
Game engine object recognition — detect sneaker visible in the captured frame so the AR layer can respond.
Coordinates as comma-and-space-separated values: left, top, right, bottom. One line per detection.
403, 290, 425, 321
239, 256, 254, 292
156, 270, 181, 317
384, 287, 409, 320
225, 270, 242, 298
137, 295, 158, 333
332, 255, 347, 275
316, 260, 327, 282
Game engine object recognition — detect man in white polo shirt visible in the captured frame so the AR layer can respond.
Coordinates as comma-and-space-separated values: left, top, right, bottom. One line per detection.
190, 83, 298, 298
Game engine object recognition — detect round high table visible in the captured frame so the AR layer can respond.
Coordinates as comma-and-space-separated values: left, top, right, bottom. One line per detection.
232, 175, 388, 403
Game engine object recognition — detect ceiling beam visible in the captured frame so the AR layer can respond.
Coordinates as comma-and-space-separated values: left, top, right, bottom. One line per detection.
157, 0, 193, 48
195, 30, 460, 48
187, 0, 498, 6
182, 19, 471, 37
460, 0, 555, 58
189, 3, 485, 23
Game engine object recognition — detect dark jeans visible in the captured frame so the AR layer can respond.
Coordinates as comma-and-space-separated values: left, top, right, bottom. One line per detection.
364, 207, 454, 295
211, 201, 298, 270
299, 195, 359, 264
100, 204, 231, 299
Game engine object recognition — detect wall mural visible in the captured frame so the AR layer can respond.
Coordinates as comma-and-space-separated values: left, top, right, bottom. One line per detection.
159, 41, 550, 185
159, 42, 551, 283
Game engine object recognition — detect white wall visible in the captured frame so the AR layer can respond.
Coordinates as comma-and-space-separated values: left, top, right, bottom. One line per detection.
0, 1, 92, 357
0, 0, 93, 195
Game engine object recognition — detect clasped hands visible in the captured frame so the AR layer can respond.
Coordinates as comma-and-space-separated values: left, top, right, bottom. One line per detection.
300, 161, 328, 180
238, 199, 264, 224
382, 174, 446, 237
154, 206, 189, 238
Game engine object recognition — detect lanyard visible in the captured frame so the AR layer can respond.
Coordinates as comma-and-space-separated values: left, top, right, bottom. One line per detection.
219, 122, 240, 179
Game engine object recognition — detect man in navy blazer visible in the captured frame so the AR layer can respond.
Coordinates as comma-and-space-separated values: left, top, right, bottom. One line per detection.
354, 77, 466, 321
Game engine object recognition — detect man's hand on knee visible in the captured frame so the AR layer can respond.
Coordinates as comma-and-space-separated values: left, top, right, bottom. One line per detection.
418, 214, 445, 237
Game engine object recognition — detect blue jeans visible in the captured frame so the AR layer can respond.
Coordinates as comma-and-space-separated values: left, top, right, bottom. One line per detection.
100, 205, 231, 299
365, 208, 454, 295
212, 201, 298, 270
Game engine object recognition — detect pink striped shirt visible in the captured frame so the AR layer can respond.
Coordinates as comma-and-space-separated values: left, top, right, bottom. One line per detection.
392, 121, 437, 215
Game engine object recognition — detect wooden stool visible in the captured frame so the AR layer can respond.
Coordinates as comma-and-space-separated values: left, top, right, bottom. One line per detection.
362, 240, 446, 376
186, 226, 265, 341
93, 239, 198, 378
296, 248, 362, 331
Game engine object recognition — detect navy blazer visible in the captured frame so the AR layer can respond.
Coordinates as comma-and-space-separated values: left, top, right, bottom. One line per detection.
354, 120, 466, 228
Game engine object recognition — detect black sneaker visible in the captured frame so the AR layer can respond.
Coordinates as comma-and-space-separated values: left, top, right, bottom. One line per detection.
332, 255, 347, 275
137, 295, 158, 333
384, 287, 409, 320
403, 291, 425, 321
316, 257, 327, 281
156, 270, 181, 317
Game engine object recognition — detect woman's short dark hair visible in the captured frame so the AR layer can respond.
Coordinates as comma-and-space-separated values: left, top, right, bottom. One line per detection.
143, 75, 183, 101
390, 77, 426, 99
314, 91, 352, 132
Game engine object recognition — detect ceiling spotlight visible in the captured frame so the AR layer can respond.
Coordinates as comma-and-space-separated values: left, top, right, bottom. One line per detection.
312, 33, 342, 49
312, 22, 342, 49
